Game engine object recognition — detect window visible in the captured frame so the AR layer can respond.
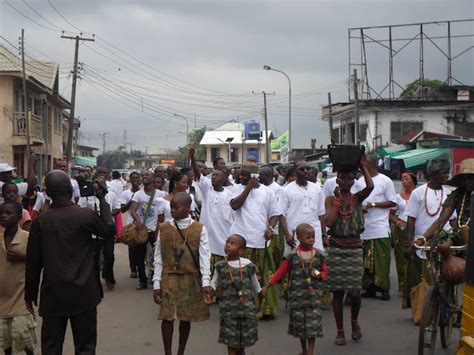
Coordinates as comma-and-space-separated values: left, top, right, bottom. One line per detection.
230, 148, 238, 162
54, 108, 62, 134
331, 128, 340, 143
454, 122, 474, 139
247, 148, 259, 163
359, 124, 368, 142
211, 147, 220, 162
390, 121, 423, 143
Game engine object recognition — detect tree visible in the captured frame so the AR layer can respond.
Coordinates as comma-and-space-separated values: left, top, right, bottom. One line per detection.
96, 148, 145, 170
178, 127, 208, 165
400, 79, 445, 100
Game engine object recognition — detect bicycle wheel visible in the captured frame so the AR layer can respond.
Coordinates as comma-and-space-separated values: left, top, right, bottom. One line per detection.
439, 283, 454, 349
418, 286, 439, 355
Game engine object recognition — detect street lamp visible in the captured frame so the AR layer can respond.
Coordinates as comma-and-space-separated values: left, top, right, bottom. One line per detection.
263, 65, 292, 158
173, 114, 189, 146
216, 137, 234, 163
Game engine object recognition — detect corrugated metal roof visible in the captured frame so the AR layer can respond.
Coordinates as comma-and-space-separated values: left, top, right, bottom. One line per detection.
390, 148, 448, 168
0, 45, 58, 91
378, 144, 410, 156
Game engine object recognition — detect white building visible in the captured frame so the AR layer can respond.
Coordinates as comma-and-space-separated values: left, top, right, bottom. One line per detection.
322, 90, 474, 152
199, 122, 272, 164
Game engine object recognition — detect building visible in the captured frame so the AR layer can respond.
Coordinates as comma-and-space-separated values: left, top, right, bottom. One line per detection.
199, 122, 272, 164
321, 86, 474, 153
126, 149, 180, 170
74, 144, 99, 167
0, 45, 70, 178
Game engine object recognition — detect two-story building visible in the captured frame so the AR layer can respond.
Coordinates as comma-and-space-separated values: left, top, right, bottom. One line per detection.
0, 45, 70, 178
321, 86, 474, 153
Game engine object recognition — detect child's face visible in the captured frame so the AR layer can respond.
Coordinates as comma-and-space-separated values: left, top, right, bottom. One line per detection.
297, 229, 315, 248
3, 184, 19, 202
224, 235, 242, 257
0, 205, 21, 228
170, 200, 190, 220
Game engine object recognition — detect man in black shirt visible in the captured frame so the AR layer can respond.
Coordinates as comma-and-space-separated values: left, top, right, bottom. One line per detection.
25, 170, 116, 355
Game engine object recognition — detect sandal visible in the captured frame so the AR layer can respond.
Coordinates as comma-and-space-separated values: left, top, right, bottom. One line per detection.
351, 322, 362, 341
335, 331, 346, 346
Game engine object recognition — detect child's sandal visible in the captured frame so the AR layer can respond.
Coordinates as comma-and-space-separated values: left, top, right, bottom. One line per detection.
351, 321, 362, 341
335, 330, 346, 346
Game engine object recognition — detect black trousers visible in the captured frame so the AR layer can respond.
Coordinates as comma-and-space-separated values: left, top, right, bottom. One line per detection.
136, 231, 156, 285
41, 308, 97, 355
128, 245, 138, 273
99, 237, 115, 284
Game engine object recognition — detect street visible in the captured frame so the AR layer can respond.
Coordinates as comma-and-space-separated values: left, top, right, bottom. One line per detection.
42, 244, 459, 355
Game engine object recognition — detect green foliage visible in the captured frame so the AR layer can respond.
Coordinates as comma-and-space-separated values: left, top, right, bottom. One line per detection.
178, 127, 208, 165
97, 149, 145, 170
400, 79, 445, 100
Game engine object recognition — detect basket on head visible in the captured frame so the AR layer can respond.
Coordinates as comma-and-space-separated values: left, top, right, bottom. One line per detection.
327, 144, 365, 172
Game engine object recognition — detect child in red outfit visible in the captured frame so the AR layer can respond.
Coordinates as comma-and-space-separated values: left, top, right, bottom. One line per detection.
263, 223, 326, 355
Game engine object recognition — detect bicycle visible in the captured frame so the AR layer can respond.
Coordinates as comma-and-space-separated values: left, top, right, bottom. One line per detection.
416, 241, 466, 355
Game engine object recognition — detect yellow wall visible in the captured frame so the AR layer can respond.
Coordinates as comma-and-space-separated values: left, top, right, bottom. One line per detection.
0, 77, 14, 163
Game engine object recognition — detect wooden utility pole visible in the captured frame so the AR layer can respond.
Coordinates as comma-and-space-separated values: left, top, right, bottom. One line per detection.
253, 91, 274, 164
21, 29, 31, 163
353, 69, 360, 145
62, 34, 95, 165
327, 92, 334, 143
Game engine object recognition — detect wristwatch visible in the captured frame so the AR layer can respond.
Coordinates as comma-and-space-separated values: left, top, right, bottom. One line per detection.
371, 202, 376, 208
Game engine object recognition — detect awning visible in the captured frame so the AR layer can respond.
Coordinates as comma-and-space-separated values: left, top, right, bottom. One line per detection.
378, 144, 410, 157
75, 156, 97, 167
390, 148, 448, 169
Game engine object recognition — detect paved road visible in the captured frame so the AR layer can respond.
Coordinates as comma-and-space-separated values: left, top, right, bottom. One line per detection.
49, 244, 458, 355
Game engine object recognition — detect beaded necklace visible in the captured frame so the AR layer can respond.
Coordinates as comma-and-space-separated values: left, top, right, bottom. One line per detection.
297, 248, 316, 294
424, 186, 444, 217
226, 257, 245, 303
458, 193, 471, 228
172, 222, 190, 271
337, 193, 353, 219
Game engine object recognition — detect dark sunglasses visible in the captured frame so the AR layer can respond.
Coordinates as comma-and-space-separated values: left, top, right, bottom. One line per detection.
298, 167, 311, 171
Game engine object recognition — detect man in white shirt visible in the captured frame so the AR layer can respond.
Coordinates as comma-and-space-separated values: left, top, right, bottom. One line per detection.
259, 166, 286, 266
120, 171, 141, 279
56, 160, 81, 204
229, 163, 280, 318
78, 176, 121, 290
280, 161, 326, 253
359, 155, 397, 301
109, 170, 125, 202
190, 149, 235, 271
0, 156, 36, 204
130, 171, 166, 290
404, 158, 454, 307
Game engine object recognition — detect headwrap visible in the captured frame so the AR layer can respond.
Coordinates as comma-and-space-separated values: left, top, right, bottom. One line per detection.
426, 157, 450, 176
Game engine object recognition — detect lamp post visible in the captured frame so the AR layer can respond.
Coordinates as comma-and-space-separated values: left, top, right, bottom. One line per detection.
174, 114, 189, 146
216, 137, 234, 163
263, 65, 292, 158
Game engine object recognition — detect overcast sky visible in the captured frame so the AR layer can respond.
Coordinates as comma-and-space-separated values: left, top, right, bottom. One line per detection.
1, 0, 473, 153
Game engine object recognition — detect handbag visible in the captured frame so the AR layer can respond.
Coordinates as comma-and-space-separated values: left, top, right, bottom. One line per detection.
120, 190, 156, 246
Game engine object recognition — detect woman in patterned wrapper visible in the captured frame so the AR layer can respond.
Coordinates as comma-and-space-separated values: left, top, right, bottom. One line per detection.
323, 156, 374, 346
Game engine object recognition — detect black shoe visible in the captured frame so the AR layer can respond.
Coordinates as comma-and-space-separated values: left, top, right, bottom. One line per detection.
130, 271, 138, 279
380, 291, 390, 301
361, 289, 376, 298
136, 283, 148, 290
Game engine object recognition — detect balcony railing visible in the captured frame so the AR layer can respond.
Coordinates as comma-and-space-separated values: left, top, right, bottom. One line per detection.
13, 112, 43, 141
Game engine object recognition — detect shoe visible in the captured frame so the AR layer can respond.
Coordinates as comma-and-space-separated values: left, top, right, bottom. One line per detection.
361, 289, 376, 298
335, 332, 346, 346
136, 283, 148, 290
130, 271, 138, 279
351, 323, 362, 341
380, 291, 390, 301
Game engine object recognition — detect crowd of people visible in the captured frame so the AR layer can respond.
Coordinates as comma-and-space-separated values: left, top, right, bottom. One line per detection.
0, 151, 473, 355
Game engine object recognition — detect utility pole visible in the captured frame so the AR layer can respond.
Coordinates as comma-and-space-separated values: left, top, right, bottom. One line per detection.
327, 92, 334, 143
99, 132, 110, 154
20, 29, 31, 165
253, 91, 274, 164
353, 69, 360, 145
62, 33, 95, 165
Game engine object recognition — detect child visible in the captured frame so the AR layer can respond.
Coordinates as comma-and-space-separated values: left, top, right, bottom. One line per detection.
263, 223, 326, 355
152, 192, 213, 355
0, 202, 37, 355
1, 182, 32, 232
211, 234, 263, 355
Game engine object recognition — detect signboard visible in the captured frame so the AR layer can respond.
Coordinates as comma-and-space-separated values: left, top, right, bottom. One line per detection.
280, 143, 289, 164
244, 121, 261, 141
160, 159, 176, 165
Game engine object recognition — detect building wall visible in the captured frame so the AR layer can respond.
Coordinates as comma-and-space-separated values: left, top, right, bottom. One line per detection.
204, 144, 269, 164
0, 77, 14, 163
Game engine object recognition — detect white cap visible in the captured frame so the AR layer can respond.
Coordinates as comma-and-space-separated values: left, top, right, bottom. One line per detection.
0, 163, 16, 173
